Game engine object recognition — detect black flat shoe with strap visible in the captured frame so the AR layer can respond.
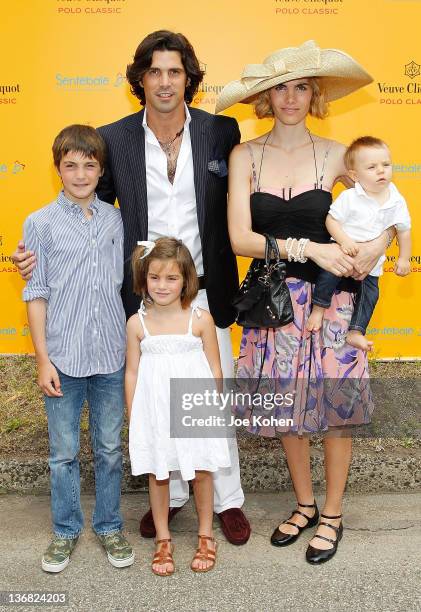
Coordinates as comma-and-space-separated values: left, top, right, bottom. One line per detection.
305, 513, 343, 564
270, 501, 319, 547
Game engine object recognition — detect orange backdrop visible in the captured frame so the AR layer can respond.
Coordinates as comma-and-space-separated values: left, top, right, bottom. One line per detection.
1, 0, 420, 358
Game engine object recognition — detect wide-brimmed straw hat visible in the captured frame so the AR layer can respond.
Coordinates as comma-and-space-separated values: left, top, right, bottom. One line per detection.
215, 40, 373, 113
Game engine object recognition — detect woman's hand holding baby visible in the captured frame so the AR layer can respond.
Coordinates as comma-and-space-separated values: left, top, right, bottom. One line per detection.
351, 233, 390, 280
305, 242, 354, 277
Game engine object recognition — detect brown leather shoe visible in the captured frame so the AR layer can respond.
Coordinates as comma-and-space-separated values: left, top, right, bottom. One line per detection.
139, 507, 182, 539
217, 508, 251, 545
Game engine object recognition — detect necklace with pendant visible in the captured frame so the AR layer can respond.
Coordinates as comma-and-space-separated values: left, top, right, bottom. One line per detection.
156, 127, 185, 184
157, 127, 184, 152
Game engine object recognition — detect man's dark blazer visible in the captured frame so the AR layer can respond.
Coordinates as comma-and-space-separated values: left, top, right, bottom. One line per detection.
97, 106, 240, 328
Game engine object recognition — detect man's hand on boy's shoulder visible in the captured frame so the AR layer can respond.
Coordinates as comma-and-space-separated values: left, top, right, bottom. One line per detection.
37, 359, 63, 397
12, 240, 36, 280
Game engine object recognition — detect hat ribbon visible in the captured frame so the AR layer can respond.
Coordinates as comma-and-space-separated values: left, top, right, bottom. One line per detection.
241, 47, 321, 91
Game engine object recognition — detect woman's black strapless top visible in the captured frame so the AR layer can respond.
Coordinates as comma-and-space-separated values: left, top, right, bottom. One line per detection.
251, 189, 332, 283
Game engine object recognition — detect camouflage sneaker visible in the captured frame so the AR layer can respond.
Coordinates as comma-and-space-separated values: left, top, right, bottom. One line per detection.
97, 531, 134, 568
41, 536, 79, 573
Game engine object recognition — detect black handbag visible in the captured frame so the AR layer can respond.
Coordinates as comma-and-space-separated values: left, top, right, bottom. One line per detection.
232, 234, 294, 328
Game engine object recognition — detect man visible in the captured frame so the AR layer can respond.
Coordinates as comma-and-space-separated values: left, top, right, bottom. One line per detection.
14, 30, 250, 545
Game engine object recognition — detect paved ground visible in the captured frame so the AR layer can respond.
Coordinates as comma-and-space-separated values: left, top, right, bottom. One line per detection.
0, 491, 420, 612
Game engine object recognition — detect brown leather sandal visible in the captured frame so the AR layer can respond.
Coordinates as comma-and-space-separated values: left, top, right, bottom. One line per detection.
190, 535, 217, 573
152, 538, 175, 577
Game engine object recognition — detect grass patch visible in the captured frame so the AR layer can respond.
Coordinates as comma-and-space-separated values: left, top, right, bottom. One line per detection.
0, 356, 99, 458
3, 417, 25, 433
0, 356, 420, 459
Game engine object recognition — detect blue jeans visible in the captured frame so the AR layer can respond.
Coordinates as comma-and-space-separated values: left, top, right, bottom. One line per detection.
312, 272, 379, 335
44, 367, 124, 538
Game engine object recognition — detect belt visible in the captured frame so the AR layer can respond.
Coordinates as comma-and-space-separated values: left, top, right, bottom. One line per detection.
197, 275, 206, 290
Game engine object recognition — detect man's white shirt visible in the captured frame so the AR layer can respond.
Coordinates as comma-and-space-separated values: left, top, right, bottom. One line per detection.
328, 182, 411, 276
143, 104, 204, 276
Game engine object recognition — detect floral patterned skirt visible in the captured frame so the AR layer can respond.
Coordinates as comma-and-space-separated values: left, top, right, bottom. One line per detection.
235, 278, 374, 436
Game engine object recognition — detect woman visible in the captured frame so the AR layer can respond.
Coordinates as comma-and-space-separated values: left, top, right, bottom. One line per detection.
217, 41, 393, 564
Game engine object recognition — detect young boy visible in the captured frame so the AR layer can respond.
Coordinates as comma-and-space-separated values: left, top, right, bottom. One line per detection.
307, 136, 411, 351
23, 125, 134, 572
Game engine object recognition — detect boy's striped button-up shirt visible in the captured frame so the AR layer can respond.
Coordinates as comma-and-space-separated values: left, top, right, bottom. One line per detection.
23, 191, 126, 377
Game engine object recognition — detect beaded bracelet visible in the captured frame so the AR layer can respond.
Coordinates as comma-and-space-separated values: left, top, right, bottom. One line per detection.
285, 237, 296, 262
285, 237, 309, 263
297, 238, 309, 263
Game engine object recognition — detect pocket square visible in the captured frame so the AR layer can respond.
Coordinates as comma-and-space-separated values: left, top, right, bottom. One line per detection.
208, 159, 228, 178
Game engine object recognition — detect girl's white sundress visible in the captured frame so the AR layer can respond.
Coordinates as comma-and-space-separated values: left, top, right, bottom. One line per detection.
129, 303, 231, 481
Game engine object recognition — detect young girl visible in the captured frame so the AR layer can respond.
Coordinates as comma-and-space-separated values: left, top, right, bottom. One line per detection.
125, 237, 231, 576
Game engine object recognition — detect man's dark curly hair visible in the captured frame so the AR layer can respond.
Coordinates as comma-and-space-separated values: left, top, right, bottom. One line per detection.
126, 30, 205, 105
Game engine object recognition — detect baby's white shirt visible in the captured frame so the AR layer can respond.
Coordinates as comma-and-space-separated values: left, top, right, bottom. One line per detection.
328, 182, 411, 276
